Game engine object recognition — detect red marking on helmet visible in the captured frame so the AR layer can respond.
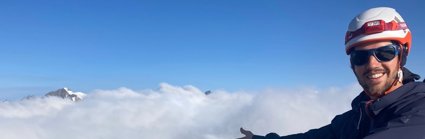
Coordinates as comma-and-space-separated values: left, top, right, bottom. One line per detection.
345, 20, 408, 44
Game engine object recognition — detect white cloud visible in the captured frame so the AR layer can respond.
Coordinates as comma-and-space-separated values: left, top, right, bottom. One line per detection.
0, 83, 362, 139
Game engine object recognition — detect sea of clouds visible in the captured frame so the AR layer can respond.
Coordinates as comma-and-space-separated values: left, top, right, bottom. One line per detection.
0, 83, 362, 139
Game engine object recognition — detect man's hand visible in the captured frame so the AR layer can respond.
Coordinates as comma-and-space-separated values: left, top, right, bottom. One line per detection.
238, 127, 254, 139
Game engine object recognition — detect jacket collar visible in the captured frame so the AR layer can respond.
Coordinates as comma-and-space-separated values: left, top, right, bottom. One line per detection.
368, 82, 419, 115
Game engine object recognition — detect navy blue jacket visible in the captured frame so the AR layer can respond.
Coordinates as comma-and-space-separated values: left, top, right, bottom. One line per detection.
254, 68, 425, 139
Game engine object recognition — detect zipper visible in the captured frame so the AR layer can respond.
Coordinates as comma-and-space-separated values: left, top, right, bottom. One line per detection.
357, 107, 362, 130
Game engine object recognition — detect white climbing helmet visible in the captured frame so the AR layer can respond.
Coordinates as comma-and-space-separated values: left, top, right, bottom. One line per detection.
345, 7, 411, 55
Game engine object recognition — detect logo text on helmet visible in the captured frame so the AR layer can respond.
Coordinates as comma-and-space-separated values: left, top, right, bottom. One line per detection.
367, 21, 381, 27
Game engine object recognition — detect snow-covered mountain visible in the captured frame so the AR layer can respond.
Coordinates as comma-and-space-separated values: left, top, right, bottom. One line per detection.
45, 88, 86, 101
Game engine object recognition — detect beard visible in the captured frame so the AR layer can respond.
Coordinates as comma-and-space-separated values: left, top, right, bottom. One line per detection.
355, 67, 399, 99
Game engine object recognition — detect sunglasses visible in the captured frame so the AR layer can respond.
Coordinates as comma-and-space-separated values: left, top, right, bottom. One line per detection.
350, 44, 399, 66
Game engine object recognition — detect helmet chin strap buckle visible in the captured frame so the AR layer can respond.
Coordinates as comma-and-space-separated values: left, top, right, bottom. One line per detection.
398, 69, 403, 83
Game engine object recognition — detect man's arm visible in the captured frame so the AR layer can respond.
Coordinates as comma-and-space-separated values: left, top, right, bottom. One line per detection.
251, 124, 335, 139
241, 110, 359, 139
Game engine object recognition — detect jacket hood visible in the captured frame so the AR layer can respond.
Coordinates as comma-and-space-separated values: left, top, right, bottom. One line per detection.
402, 67, 421, 84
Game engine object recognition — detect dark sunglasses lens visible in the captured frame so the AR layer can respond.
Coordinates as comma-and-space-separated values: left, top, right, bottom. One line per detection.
375, 45, 396, 62
350, 51, 369, 66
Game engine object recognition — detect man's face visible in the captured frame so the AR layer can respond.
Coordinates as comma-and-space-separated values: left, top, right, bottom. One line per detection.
351, 41, 401, 99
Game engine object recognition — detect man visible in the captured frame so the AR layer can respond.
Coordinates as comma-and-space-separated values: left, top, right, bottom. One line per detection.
239, 7, 425, 139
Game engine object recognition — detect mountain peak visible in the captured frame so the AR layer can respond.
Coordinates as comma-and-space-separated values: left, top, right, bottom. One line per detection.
45, 88, 86, 101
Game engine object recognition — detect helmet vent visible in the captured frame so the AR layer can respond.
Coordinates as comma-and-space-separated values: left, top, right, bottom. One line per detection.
394, 16, 401, 23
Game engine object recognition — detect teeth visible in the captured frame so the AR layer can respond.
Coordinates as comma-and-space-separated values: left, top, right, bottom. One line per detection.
368, 73, 384, 79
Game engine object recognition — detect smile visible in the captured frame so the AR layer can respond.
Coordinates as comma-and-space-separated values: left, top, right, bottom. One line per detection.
368, 73, 384, 79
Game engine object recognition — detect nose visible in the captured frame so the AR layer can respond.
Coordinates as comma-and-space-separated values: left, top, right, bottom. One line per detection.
366, 54, 381, 67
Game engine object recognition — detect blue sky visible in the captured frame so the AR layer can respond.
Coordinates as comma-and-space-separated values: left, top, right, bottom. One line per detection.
1, 0, 424, 100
